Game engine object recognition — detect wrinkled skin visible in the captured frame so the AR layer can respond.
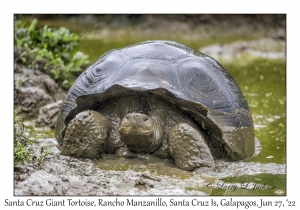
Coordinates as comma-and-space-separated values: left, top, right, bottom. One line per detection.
62, 95, 215, 171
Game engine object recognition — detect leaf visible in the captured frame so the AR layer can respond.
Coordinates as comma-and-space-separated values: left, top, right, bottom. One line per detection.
14, 18, 90, 90
28, 19, 38, 32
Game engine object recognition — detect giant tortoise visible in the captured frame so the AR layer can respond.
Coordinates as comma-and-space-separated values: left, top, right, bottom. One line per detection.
55, 40, 255, 171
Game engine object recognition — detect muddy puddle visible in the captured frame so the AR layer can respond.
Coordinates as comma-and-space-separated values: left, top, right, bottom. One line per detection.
16, 132, 285, 196
96, 154, 195, 179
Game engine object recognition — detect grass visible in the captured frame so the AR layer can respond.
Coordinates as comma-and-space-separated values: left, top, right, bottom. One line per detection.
14, 108, 52, 165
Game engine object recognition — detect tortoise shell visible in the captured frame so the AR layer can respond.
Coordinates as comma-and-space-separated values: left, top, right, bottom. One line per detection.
55, 40, 255, 160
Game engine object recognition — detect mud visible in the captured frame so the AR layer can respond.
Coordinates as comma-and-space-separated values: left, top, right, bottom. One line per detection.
61, 110, 111, 158
14, 153, 207, 195
14, 64, 66, 118
35, 100, 63, 128
14, 145, 285, 195
169, 123, 215, 171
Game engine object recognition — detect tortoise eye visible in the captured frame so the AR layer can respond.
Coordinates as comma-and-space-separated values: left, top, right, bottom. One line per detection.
144, 117, 149, 122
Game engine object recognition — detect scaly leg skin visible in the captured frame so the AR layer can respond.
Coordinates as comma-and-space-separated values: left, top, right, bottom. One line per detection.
168, 123, 215, 172
61, 110, 111, 159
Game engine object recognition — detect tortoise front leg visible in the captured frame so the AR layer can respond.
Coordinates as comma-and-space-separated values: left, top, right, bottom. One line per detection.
61, 110, 111, 159
168, 123, 215, 172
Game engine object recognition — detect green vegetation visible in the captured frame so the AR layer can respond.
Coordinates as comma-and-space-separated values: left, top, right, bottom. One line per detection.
14, 109, 31, 165
14, 19, 89, 89
14, 109, 52, 165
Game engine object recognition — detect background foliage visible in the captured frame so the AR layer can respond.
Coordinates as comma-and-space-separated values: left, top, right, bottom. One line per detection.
14, 19, 89, 89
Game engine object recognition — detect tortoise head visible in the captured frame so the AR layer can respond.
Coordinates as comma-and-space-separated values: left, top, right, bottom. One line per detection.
119, 113, 163, 153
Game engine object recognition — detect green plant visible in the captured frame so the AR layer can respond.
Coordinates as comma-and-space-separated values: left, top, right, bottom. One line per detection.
14, 108, 52, 165
14, 108, 31, 165
14, 77, 28, 89
39, 149, 53, 162
14, 19, 89, 89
